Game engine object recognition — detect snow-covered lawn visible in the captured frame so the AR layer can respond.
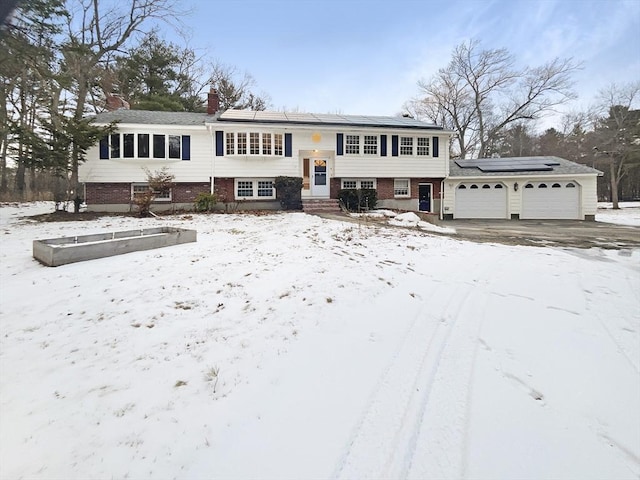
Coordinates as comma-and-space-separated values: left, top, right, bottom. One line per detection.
1, 203, 639, 480
597, 201, 640, 226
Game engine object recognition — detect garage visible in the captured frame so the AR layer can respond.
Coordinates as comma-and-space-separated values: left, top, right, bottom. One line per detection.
455, 182, 507, 219
521, 181, 581, 219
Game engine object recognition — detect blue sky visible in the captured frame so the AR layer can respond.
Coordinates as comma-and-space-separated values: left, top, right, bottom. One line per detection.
178, 0, 639, 124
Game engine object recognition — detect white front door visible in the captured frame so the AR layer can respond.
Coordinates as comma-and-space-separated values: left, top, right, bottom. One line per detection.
311, 159, 330, 197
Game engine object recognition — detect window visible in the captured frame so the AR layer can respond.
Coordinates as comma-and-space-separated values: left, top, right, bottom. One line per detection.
101, 133, 189, 160
237, 180, 253, 197
525, 183, 534, 188
262, 133, 272, 155
235, 179, 276, 199
138, 134, 149, 158
274, 134, 283, 156
400, 137, 413, 155
394, 179, 410, 197
495, 184, 503, 189
237, 133, 247, 154
458, 184, 467, 189
341, 178, 376, 189
258, 181, 274, 197
566, 183, 576, 188
482, 184, 491, 189
110, 134, 121, 158
226, 132, 283, 156
132, 183, 171, 201
552, 183, 561, 188
168, 135, 181, 159
416, 137, 430, 156
153, 135, 165, 158
226, 133, 235, 155
250, 132, 260, 155
364, 135, 378, 155
345, 135, 360, 154
470, 184, 479, 189
539, 183, 548, 188
123, 134, 134, 158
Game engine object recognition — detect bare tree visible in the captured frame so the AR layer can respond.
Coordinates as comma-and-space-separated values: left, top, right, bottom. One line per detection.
206, 63, 271, 111
61, 0, 185, 196
409, 39, 580, 158
592, 82, 640, 209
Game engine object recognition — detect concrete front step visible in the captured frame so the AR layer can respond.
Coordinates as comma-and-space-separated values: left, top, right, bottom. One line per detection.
302, 199, 341, 212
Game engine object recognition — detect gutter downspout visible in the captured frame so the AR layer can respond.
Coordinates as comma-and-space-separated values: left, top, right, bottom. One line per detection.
440, 179, 444, 221
207, 124, 215, 194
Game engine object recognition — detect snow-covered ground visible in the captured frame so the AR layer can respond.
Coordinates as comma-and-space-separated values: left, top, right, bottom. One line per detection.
1, 203, 639, 480
597, 201, 640, 226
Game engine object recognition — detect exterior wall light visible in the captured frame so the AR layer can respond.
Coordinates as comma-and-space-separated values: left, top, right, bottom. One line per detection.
514, 182, 519, 191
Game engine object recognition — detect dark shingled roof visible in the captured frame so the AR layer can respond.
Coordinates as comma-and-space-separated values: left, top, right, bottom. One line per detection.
449, 156, 602, 177
90, 109, 447, 131
91, 110, 213, 125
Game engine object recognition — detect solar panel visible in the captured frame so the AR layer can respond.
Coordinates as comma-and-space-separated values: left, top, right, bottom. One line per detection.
455, 157, 561, 172
218, 109, 440, 129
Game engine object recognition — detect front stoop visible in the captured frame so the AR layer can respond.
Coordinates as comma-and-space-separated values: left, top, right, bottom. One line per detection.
302, 198, 341, 213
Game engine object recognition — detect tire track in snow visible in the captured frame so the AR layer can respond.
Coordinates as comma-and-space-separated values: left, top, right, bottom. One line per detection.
331, 281, 478, 480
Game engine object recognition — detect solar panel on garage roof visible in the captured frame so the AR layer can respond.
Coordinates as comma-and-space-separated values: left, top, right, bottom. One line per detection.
455, 158, 560, 172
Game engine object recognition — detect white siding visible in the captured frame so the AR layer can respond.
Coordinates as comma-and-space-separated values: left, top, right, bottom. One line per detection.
80, 126, 212, 183
214, 157, 299, 177
334, 156, 446, 178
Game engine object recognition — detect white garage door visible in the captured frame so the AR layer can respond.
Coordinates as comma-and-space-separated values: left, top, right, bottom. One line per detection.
521, 181, 580, 219
455, 182, 507, 219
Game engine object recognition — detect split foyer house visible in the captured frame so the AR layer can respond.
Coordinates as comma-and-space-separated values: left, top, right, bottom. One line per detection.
80, 90, 601, 220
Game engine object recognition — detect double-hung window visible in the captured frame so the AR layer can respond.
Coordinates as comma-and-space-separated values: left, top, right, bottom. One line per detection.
417, 137, 430, 155
345, 135, 360, 154
363, 135, 378, 155
341, 178, 376, 189
400, 137, 413, 155
394, 179, 410, 197
262, 133, 272, 155
235, 179, 275, 199
226, 133, 235, 155
131, 183, 171, 201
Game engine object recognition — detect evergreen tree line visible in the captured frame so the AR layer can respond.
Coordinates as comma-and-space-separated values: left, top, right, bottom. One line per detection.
0, 0, 270, 203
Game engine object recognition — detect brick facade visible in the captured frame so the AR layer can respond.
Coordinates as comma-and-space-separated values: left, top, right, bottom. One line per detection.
86, 182, 209, 205
330, 177, 442, 199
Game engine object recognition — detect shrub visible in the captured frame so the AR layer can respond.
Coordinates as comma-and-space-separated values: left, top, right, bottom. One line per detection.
134, 167, 175, 217
194, 192, 218, 212
274, 176, 303, 210
337, 188, 377, 212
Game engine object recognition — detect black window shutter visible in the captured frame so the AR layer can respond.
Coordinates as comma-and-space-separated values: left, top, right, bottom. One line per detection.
285, 133, 292, 157
432, 136, 439, 157
215, 131, 224, 156
99, 137, 109, 159
380, 135, 387, 156
336, 133, 344, 156
182, 135, 191, 160
391, 135, 399, 156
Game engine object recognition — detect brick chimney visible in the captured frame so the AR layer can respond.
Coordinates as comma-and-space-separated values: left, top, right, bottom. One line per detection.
105, 94, 130, 111
207, 88, 220, 115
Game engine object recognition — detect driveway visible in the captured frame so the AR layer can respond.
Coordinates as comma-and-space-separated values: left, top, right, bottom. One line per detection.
316, 212, 640, 249
434, 219, 640, 249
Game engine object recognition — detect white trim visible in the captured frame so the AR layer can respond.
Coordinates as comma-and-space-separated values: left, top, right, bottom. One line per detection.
341, 178, 377, 189
234, 178, 276, 200
394, 178, 410, 197
131, 183, 172, 202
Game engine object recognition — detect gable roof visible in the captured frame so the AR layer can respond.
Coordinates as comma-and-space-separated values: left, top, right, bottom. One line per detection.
89, 109, 446, 131
449, 156, 602, 177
